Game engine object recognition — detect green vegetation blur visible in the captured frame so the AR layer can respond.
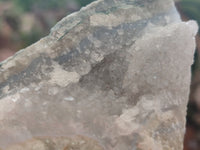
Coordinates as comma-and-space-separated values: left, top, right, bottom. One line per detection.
0, 0, 199, 51
0, 0, 95, 11
0, 0, 95, 50
178, 0, 200, 74
179, 0, 200, 32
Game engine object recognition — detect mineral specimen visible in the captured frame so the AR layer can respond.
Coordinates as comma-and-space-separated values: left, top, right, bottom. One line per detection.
0, 0, 198, 149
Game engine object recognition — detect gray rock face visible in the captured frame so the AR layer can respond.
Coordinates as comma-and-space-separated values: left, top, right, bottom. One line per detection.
0, 0, 198, 149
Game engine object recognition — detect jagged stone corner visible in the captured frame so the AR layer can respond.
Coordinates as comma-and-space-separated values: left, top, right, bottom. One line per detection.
0, 0, 198, 150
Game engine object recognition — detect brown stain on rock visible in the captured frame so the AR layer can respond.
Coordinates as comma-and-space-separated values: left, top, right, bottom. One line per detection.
5, 135, 104, 150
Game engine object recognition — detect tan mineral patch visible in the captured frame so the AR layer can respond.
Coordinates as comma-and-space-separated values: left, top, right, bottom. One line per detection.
90, 13, 141, 27
5, 136, 104, 150
49, 63, 80, 87
138, 131, 163, 150
0, 93, 19, 120
115, 107, 140, 136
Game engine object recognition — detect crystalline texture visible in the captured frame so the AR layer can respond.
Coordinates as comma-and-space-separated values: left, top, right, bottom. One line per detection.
0, 0, 198, 149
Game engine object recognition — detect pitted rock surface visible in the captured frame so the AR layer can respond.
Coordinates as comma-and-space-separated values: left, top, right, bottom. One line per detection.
0, 0, 198, 149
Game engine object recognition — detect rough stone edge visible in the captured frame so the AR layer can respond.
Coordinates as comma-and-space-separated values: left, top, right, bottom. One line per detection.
0, 0, 195, 82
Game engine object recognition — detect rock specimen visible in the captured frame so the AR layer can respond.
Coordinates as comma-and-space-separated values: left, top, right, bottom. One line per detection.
0, 0, 198, 149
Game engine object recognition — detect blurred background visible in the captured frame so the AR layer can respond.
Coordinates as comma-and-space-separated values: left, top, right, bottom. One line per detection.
0, 0, 94, 61
176, 0, 200, 150
0, 0, 199, 150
